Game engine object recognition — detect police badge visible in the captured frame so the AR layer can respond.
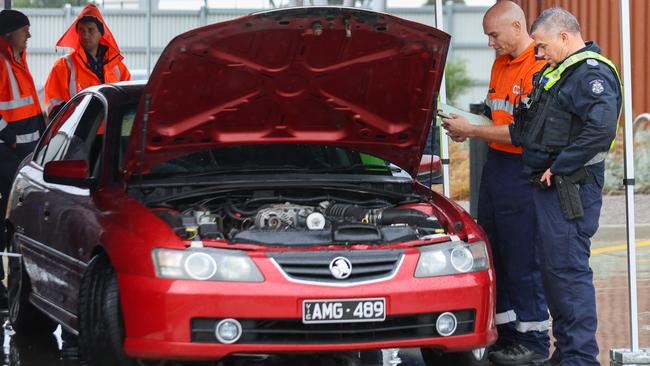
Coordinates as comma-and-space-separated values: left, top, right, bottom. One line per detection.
589, 79, 605, 95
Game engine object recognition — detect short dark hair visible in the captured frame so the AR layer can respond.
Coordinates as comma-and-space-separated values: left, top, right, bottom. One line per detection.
76, 15, 104, 35
531, 7, 581, 35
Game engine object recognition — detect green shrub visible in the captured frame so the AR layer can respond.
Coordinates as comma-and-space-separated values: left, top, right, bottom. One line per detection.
445, 58, 474, 106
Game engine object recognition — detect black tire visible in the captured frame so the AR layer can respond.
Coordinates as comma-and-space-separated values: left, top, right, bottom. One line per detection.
421, 347, 488, 366
7, 239, 58, 334
78, 253, 135, 366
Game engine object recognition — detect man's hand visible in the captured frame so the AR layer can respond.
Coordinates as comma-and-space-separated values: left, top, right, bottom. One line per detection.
442, 114, 474, 142
447, 133, 467, 142
540, 168, 553, 187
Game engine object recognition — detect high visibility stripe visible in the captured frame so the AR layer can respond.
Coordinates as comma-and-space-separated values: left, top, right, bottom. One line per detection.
1, 58, 35, 110
65, 55, 77, 98
0, 119, 7, 131
0, 96, 34, 110
0, 130, 40, 145
14, 131, 40, 144
47, 98, 66, 115
542, 51, 621, 92
114, 65, 121, 80
485, 98, 515, 115
515, 319, 549, 333
495, 310, 517, 325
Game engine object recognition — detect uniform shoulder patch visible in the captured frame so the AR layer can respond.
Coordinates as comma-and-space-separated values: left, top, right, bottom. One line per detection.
586, 59, 599, 67
589, 79, 605, 95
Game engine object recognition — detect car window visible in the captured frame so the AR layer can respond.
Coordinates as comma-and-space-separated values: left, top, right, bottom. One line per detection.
64, 97, 106, 175
34, 96, 90, 166
34, 95, 106, 175
117, 103, 137, 171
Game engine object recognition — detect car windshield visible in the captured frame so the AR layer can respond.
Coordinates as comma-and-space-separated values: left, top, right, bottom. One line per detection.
118, 103, 402, 179
144, 145, 399, 178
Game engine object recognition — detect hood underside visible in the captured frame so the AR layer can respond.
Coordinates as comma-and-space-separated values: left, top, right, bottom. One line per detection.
125, 7, 450, 176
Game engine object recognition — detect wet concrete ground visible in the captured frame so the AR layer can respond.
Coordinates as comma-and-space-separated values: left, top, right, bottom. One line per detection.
1, 230, 648, 366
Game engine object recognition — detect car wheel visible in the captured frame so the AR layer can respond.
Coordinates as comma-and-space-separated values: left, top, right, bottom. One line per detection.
421, 347, 488, 366
7, 239, 58, 335
79, 253, 135, 366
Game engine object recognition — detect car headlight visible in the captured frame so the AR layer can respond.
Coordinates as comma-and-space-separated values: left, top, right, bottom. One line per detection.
415, 241, 489, 277
152, 248, 264, 282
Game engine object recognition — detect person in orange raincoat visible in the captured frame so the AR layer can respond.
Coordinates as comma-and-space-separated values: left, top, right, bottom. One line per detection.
44, 4, 130, 119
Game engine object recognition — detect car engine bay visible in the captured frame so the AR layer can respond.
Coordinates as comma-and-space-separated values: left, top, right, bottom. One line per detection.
146, 188, 446, 245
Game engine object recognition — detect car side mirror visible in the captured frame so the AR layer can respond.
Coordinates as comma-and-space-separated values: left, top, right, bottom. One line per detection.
43, 160, 95, 189
417, 154, 442, 184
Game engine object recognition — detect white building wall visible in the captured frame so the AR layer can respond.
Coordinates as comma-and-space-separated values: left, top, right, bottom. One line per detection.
19, 4, 493, 109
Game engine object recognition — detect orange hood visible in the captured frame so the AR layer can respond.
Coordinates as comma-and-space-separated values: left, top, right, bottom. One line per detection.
56, 4, 120, 53
0, 36, 27, 64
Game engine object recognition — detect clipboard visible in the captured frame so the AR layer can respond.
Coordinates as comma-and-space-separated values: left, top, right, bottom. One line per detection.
437, 102, 491, 126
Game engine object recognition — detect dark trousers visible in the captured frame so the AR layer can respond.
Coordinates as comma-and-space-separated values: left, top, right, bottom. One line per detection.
478, 149, 550, 356
532, 163, 603, 366
478, 149, 550, 355
0, 143, 35, 281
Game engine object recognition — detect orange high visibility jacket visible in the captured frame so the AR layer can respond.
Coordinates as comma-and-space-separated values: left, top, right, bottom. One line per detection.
0, 37, 45, 148
44, 4, 130, 117
485, 43, 545, 154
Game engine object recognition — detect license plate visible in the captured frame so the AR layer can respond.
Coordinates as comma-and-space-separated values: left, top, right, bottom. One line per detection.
302, 298, 386, 324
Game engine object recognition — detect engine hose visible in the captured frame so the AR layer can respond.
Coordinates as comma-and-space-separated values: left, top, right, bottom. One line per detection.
326, 204, 369, 220
224, 202, 247, 221
327, 205, 436, 227
377, 208, 437, 228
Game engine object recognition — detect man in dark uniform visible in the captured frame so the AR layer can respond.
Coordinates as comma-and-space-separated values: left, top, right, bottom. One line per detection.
511, 7, 621, 366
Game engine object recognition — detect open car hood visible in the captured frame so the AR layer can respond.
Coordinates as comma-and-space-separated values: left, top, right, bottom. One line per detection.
125, 7, 450, 177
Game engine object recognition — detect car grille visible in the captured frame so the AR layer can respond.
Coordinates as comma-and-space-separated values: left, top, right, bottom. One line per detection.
267, 249, 403, 284
191, 310, 475, 344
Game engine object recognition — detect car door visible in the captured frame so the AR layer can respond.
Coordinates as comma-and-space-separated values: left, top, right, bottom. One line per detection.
15, 95, 89, 308
21, 94, 107, 320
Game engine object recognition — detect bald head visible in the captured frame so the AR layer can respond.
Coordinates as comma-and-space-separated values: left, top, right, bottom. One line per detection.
485, 0, 527, 29
483, 1, 533, 58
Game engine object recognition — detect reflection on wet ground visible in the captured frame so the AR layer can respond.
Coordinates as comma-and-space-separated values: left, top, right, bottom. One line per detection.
591, 241, 650, 362
1, 244, 648, 366
0, 324, 426, 366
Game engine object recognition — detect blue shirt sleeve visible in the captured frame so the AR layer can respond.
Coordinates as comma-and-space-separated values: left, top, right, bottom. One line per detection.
550, 62, 621, 175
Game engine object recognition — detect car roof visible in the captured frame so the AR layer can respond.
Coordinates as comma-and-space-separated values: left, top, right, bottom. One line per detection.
80, 80, 145, 104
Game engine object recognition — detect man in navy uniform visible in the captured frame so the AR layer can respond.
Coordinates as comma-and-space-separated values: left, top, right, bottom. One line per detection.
511, 7, 621, 366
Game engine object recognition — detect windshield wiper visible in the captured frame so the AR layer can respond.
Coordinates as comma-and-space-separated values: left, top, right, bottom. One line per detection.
311, 164, 402, 173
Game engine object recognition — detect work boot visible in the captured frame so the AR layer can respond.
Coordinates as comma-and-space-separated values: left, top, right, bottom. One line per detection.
489, 343, 550, 365
488, 340, 511, 353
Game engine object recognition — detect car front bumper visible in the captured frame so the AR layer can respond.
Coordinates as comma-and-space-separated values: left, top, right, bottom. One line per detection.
119, 249, 496, 361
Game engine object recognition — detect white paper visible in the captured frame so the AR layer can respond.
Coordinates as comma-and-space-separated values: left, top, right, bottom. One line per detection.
438, 102, 492, 126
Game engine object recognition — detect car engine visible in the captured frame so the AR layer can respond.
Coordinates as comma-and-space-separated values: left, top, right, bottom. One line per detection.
150, 191, 445, 245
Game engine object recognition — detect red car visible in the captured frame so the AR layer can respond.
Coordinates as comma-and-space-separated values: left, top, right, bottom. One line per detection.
5, 6, 495, 366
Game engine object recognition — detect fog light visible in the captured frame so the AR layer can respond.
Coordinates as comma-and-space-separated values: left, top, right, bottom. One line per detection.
436, 312, 457, 337
215, 319, 242, 344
